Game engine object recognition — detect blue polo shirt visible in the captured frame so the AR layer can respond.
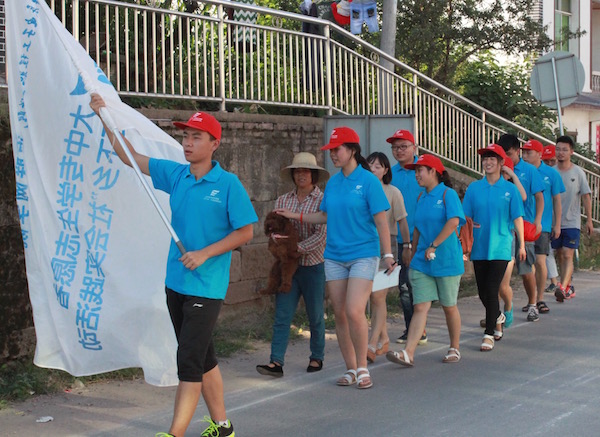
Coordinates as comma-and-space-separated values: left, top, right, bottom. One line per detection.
410, 184, 466, 277
463, 177, 524, 261
320, 165, 390, 262
514, 158, 545, 223
149, 159, 258, 299
390, 156, 425, 242
536, 162, 565, 232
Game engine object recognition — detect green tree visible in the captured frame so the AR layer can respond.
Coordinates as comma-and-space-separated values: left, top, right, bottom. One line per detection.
394, 0, 552, 87
455, 53, 557, 138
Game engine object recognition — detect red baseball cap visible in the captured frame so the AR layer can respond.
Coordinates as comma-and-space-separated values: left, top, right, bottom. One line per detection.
386, 129, 415, 145
173, 112, 222, 140
321, 127, 360, 150
504, 156, 514, 171
521, 139, 543, 153
478, 144, 508, 161
542, 145, 556, 160
404, 154, 445, 175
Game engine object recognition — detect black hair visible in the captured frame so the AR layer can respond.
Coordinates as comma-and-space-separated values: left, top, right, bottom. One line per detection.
438, 170, 453, 188
497, 133, 520, 152
481, 152, 504, 163
556, 135, 575, 150
366, 152, 392, 184
290, 168, 319, 184
344, 143, 371, 171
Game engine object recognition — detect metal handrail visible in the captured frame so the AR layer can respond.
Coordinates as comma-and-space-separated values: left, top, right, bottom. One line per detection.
6, 0, 600, 224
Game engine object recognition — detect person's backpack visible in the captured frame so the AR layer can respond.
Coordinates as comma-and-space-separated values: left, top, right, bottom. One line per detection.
416, 189, 476, 259
458, 217, 475, 260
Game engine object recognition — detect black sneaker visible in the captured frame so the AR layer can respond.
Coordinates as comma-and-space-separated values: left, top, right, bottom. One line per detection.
256, 363, 283, 377
545, 283, 557, 293
200, 416, 235, 437
396, 331, 408, 344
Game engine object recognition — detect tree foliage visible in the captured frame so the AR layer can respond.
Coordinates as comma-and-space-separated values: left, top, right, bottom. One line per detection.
394, 0, 552, 87
455, 53, 557, 139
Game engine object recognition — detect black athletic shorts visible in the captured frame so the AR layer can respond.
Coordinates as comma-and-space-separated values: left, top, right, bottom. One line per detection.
166, 287, 223, 382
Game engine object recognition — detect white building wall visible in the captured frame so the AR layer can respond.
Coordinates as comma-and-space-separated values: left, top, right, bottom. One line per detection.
543, 0, 593, 90
562, 106, 600, 146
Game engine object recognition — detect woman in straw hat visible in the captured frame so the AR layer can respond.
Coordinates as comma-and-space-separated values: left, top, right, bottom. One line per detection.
256, 152, 329, 378
277, 127, 396, 389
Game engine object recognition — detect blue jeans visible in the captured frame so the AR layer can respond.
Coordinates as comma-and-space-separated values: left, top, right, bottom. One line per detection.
398, 242, 414, 331
270, 263, 325, 366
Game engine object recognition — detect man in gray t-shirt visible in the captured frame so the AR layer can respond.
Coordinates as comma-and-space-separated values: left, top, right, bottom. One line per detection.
550, 136, 594, 302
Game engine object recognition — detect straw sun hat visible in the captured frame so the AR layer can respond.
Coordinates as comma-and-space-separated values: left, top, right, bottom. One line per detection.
280, 152, 330, 184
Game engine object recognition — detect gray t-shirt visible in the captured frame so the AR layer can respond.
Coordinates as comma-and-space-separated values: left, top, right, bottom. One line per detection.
554, 164, 592, 229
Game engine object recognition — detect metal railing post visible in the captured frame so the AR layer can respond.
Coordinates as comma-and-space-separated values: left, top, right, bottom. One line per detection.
412, 73, 418, 143
481, 112, 486, 148
73, 0, 80, 40
324, 24, 332, 116
218, 4, 226, 111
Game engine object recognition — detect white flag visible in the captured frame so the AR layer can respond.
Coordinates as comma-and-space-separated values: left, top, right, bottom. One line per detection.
6, 0, 185, 386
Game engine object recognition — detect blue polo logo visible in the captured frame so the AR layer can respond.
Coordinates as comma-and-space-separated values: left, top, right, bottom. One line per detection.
351, 185, 364, 196
204, 190, 222, 203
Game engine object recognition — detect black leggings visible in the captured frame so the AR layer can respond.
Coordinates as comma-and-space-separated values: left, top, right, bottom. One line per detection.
473, 260, 509, 336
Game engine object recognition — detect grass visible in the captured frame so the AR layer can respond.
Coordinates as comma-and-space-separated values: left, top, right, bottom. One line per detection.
0, 359, 143, 407
213, 309, 275, 357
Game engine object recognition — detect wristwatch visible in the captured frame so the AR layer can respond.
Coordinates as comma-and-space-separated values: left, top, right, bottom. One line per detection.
402, 243, 412, 249
383, 253, 394, 259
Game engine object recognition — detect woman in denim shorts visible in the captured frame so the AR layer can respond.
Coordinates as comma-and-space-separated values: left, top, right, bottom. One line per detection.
276, 127, 395, 389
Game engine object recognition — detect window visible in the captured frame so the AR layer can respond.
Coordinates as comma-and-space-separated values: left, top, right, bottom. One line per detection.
555, 0, 572, 51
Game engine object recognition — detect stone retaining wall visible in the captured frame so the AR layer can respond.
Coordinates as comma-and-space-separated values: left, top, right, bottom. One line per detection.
0, 105, 326, 361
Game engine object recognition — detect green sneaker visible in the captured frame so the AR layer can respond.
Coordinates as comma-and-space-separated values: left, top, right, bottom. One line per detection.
155, 433, 174, 437
201, 416, 235, 437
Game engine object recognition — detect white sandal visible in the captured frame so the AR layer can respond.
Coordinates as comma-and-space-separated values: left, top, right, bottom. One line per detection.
442, 348, 461, 363
480, 334, 495, 351
386, 349, 413, 367
356, 367, 373, 389
336, 369, 357, 386
494, 313, 506, 340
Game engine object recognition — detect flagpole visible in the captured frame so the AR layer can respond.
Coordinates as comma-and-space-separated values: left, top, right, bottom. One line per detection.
39, 2, 186, 254
95, 99, 187, 255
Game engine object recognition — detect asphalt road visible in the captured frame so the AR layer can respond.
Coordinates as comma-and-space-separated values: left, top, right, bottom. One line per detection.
4, 271, 599, 437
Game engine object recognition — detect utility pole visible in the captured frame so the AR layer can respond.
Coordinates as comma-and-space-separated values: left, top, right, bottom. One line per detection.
378, 0, 398, 114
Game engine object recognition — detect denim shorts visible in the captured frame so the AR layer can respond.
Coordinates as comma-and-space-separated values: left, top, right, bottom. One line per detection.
324, 257, 380, 282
